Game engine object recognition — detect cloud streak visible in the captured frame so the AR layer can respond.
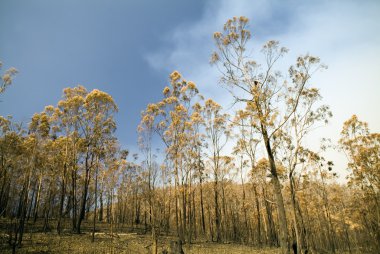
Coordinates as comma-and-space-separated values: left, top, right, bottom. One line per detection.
146, 0, 380, 180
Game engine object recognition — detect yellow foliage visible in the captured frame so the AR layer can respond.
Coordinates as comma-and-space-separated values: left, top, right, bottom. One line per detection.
163, 86, 170, 95
187, 81, 196, 90
147, 103, 159, 113
169, 70, 181, 82
164, 96, 178, 104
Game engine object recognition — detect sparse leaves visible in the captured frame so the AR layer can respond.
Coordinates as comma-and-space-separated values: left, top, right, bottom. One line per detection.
0, 61, 18, 94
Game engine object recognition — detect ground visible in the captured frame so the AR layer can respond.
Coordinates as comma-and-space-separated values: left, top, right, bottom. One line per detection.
0, 231, 280, 254
0, 219, 280, 253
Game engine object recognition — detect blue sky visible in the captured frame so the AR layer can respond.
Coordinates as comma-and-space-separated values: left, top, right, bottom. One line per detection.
1, 0, 379, 177
0, 0, 204, 149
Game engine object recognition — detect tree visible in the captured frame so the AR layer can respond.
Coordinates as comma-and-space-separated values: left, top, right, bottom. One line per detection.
203, 99, 230, 242
138, 101, 160, 254
232, 109, 260, 244
339, 115, 380, 251
76, 89, 118, 233
43, 86, 118, 234
211, 16, 326, 253
0, 116, 24, 217
250, 158, 279, 247
139, 71, 202, 249
276, 85, 332, 253
54, 86, 88, 232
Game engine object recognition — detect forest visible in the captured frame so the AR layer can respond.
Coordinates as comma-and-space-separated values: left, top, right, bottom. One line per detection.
0, 16, 379, 254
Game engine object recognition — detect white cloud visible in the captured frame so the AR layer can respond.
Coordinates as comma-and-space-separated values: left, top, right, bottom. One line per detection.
145, 0, 380, 181
145, 0, 276, 104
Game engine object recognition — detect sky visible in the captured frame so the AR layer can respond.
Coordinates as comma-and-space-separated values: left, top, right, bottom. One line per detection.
1, 0, 379, 179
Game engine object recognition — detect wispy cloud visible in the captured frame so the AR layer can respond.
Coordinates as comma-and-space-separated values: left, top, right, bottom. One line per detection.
145, 0, 282, 103
145, 0, 380, 180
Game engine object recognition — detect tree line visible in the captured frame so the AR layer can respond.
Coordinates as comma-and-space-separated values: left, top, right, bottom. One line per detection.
0, 17, 379, 254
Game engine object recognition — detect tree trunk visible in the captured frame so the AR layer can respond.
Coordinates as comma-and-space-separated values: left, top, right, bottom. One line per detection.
15, 162, 33, 247
57, 163, 67, 234
71, 168, 77, 231
253, 185, 262, 245
99, 189, 103, 221
199, 176, 206, 235
77, 151, 93, 233
92, 161, 98, 242
262, 128, 289, 253
32, 174, 42, 223
263, 186, 278, 246
214, 179, 221, 242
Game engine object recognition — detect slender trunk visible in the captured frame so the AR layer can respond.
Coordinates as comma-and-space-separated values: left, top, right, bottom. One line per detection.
221, 181, 227, 241
340, 201, 352, 254
110, 191, 114, 236
214, 179, 221, 242
240, 158, 250, 243
0, 174, 10, 216
0, 161, 9, 216
208, 204, 214, 241
107, 192, 111, 223
15, 161, 33, 247
182, 183, 187, 242
77, 167, 90, 233
262, 127, 289, 253
174, 157, 184, 242
290, 175, 301, 254
71, 168, 77, 231
167, 185, 171, 234
57, 164, 67, 234
99, 188, 103, 221
26, 184, 35, 221
43, 186, 53, 232
152, 226, 158, 254
92, 159, 98, 242
33, 174, 42, 223
192, 189, 197, 240
302, 196, 315, 251
187, 183, 192, 246
263, 186, 278, 246
77, 150, 93, 233
253, 185, 262, 245
320, 174, 336, 253
199, 181, 206, 234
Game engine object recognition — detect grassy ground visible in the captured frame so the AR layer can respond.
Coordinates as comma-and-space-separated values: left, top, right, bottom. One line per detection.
0, 231, 281, 254
0, 233, 279, 254
0, 218, 280, 253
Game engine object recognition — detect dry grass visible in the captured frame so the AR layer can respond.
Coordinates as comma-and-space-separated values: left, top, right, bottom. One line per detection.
0, 219, 371, 253
0, 218, 282, 253
186, 243, 280, 254
0, 231, 280, 254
